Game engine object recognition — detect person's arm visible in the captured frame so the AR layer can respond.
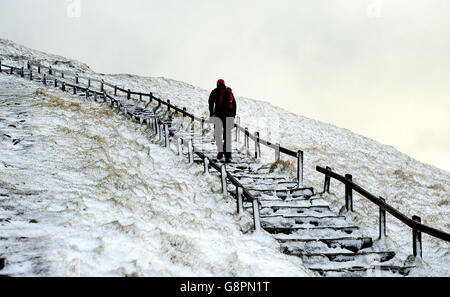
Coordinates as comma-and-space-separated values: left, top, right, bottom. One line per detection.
208, 90, 215, 116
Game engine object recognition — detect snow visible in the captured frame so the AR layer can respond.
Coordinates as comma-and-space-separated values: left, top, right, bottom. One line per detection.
1, 38, 449, 276
0, 73, 312, 276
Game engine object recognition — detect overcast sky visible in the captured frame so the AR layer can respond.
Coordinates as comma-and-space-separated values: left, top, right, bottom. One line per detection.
1, 0, 449, 171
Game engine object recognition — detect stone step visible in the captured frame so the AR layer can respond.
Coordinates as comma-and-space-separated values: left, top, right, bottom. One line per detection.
193, 155, 250, 164
229, 180, 292, 190
236, 177, 288, 184
279, 237, 373, 253
264, 226, 360, 236
244, 182, 299, 191
257, 205, 333, 217
310, 265, 414, 277
248, 188, 314, 199
244, 198, 330, 209
228, 183, 301, 193
232, 172, 287, 179
260, 215, 348, 228
300, 251, 396, 265
253, 197, 324, 204
199, 150, 246, 156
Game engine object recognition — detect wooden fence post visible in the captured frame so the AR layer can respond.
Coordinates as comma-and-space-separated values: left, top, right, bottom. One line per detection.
85, 88, 89, 99
29, 70, 32, 80
0, 58, 2, 73
220, 165, 227, 196
297, 150, 304, 188
412, 215, 422, 258
252, 198, 261, 231
275, 143, 280, 162
324, 166, 331, 193
21, 67, 24, 78
114, 86, 117, 96
379, 197, 387, 239
88, 79, 91, 88
164, 124, 170, 148
43, 74, 46, 85
62, 81, 66, 91
201, 117, 205, 135
158, 123, 163, 141
100, 79, 104, 92
167, 100, 171, 111
49, 66, 52, 75
235, 116, 240, 142
149, 117, 153, 130
345, 174, 353, 212
244, 128, 249, 153
54, 79, 57, 88
204, 157, 210, 175
182, 107, 186, 117
178, 138, 183, 156
154, 118, 158, 135
75, 74, 79, 84
149, 92, 153, 103
188, 140, 194, 164
236, 186, 244, 214
127, 89, 131, 100
255, 132, 260, 159
38, 66, 40, 74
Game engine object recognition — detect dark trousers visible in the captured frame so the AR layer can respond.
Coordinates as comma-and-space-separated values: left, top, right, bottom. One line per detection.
214, 116, 234, 156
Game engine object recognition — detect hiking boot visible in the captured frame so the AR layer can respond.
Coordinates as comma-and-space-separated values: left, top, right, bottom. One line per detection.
217, 152, 224, 160
225, 154, 232, 163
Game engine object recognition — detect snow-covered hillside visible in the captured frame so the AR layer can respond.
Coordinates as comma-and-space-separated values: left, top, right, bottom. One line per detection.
0, 38, 448, 276
0, 71, 312, 276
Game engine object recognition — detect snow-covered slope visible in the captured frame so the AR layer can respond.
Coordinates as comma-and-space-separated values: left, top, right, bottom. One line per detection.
0, 38, 448, 275
0, 73, 311, 276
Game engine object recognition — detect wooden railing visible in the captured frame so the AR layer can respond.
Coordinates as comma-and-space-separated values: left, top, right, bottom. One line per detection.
316, 166, 450, 258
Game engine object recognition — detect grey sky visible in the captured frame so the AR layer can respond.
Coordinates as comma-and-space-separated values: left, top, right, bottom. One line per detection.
1, 0, 449, 171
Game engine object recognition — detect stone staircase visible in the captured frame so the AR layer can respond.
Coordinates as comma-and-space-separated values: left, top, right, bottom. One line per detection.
4, 65, 415, 277
172, 134, 414, 276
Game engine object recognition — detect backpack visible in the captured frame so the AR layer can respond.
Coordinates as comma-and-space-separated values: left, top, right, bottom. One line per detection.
217, 87, 234, 110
